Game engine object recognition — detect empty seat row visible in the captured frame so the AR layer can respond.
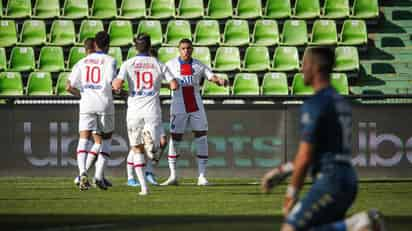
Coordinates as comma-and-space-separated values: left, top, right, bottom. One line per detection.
0, 46, 359, 73
0, 19, 368, 47
0, 0, 380, 20
0, 71, 349, 96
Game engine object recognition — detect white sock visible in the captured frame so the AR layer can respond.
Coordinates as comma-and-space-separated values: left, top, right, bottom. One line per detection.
85, 143, 100, 172
94, 139, 111, 180
195, 136, 208, 178
126, 150, 135, 180
168, 138, 180, 179
76, 138, 89, 175
133, 152, 147, 193
145, 160, 154, 174
345, 212, 370, 231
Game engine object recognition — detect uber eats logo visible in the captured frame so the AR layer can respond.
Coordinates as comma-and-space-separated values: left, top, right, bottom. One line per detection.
355, 122, 412, 167
21, 122, 283, 168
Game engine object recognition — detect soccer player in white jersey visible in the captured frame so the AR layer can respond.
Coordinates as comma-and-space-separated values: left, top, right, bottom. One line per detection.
66, 31, 116, 191
161, 39, 227, 186
112, 34, 178, 195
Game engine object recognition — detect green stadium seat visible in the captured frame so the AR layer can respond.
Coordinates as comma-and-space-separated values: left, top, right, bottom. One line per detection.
56, 72, 70, 95
19, 20, 47, 46
242, 46, 270, 72
108, 47, 123, 69
127, 47, 137, 59
263, 0, 291, 19
149, 0, 175, 19
333, 46, 359, 72
322, 0, 349, 19
67, 46, 86, 70
202, 73, 229, 96
213, 47, 241, 72
160, 86, 171, 96
281, 20, 308, 46
222, 20, 250, 46
234, 0, 262, 19
158, 47, 179, 63
137, 20, 163, 46
38, 46, 65, 72
77, 20, 104, 45
292, 73, 314, 95
193, 47, 211, 67
339, 20, 367, 45
272, 47, 300, 72
108, 20, 133, 46
118, 0, 146, 19
309, 20, 337, 45
90, 0, 117, 19
27, 72, 53, 96
0, 48, 6, 71
0, 72, 23, 95
252, 20, 279, 46
206, 0, 233, 19
165, 20, 192, 46
9, 47, 35, 72
194, 20, 220, 46
32, 0, 60, 19
233, 73, 259, 95
331, 73, 349, 95
4, 0, 31, 18
0, 20, 17, 47
48, 20, 75, 46
293, 0, 320, 19
351, 0, 379, 19
177, 0, 204, 19
0, 1, 3, 17
61, 0, 89, 19
262, 72, 289, 95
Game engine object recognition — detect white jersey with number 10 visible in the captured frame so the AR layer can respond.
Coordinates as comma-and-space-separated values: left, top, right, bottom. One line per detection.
69, 52, 116, 115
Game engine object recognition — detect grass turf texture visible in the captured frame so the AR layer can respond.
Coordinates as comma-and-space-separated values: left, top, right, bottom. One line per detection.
0, 178, 411, 231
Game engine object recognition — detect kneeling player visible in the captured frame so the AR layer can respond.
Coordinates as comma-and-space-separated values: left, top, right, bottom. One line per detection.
270, 47, 385, 231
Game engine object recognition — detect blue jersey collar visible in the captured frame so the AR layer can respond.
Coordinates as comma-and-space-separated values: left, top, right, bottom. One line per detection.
178, 57, 193, 65
95, 51, 105, 54
137, 52, 150, 57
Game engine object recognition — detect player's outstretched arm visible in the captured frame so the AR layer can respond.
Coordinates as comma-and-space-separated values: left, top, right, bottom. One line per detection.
65, 80, 80, 97
112, 79, 124, 92
283, 142, 313, 217
261, 162, 294, 194
209, 75, 228, 87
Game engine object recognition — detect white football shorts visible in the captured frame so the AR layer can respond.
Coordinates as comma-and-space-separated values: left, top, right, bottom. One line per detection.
78, 113, 114, 134
127, 115, 162, 147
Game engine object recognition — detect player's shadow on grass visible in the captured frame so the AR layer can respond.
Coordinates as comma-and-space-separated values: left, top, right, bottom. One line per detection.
1, 214, 412, 231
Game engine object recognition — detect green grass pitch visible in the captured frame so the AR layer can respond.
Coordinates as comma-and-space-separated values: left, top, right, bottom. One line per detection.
0, 178, 411, 231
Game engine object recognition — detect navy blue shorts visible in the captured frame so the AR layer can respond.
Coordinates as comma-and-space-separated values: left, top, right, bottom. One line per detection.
286, 164, 358, 231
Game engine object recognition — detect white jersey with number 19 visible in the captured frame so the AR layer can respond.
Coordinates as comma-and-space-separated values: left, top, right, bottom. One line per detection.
117, 55, 174, 117
69, 52, 116, 115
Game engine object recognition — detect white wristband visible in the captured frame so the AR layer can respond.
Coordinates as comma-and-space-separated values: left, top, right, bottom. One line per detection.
286, 185, 298, 199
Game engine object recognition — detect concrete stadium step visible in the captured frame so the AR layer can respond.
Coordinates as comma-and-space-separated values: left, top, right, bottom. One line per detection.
361, 63, 411, 75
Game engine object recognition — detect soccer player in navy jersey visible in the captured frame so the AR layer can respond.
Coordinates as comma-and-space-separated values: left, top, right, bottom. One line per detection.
265, 47, 385, 231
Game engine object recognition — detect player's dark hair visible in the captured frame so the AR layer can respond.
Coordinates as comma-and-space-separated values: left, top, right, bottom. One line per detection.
306, 47, 335, 80
179, 38, 192, 47
134, 33, 151, 54
149, 47, 158, 58
94, 31, 110, 52
83, 38, 95, 52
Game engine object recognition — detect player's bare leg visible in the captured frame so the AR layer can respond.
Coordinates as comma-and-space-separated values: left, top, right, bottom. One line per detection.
193, 130, 209, 186
132, 145, 149, 195
76, 130, 92, 191
161, 133, 183, 186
